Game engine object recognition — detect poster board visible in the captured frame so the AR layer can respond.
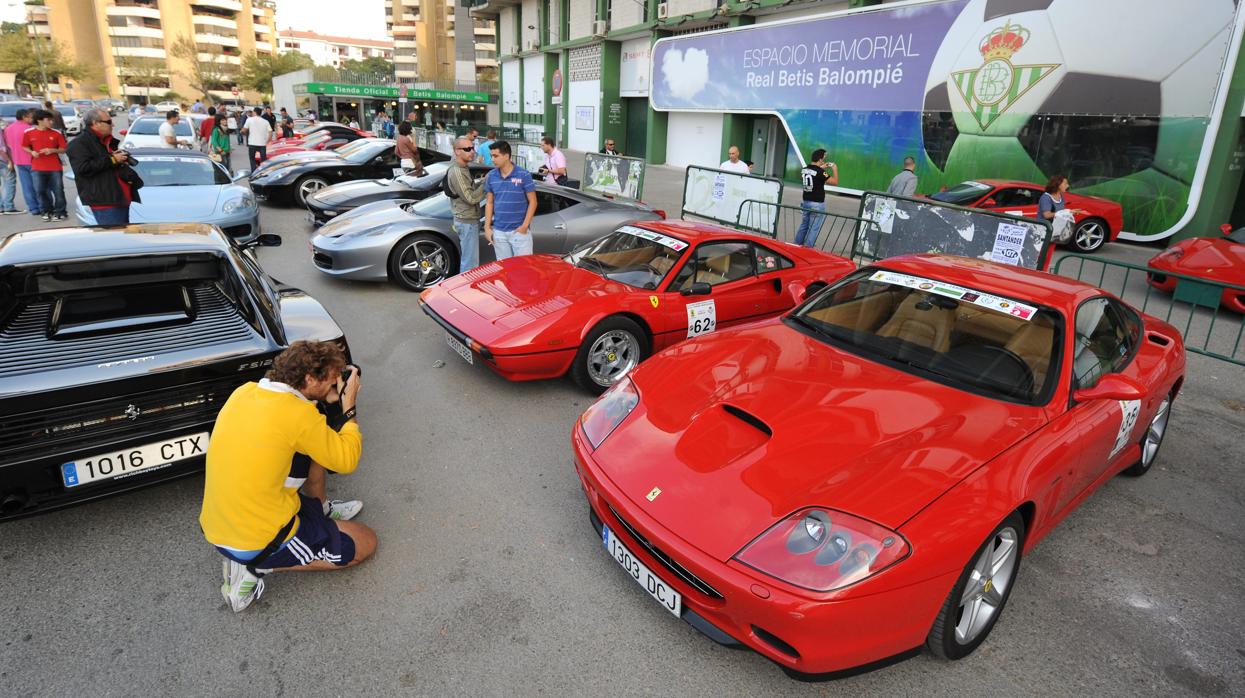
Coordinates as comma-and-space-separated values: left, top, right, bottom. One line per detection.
582, 153, 646, 200
856, 191, 1053, 270
681, 166, 783, 226
513, 141, 545, 171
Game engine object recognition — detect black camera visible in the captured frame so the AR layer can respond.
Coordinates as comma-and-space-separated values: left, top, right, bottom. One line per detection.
341, 364, 361, 382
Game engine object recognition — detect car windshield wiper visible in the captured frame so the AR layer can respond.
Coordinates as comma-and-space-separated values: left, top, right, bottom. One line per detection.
576, 257, 612, 275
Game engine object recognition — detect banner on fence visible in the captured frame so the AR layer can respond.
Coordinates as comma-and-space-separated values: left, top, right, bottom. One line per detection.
513, 141, 545, 171
582, 153, 645, 200
682, 166, 783, 226
856, 192, 1052, 270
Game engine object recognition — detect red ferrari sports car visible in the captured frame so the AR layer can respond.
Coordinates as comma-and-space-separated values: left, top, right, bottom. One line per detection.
265, 132, 354, 159
1147, 225, 1245, 313
419, 221, 857, 392
930, 179, 1124, 253
572, 254, 1185, 677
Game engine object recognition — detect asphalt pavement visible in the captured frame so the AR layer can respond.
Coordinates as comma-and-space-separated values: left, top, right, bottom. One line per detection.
0, 118, 1242, 696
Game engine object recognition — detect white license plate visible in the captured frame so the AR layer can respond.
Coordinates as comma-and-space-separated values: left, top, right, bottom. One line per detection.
603, 524, 682, 617
60, 432, 209, 488
446, 332, 473, 365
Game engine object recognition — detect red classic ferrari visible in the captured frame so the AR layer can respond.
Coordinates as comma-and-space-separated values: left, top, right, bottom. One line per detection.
419, 221, 857, 392
1147, 225, 1245, 313
930, 179, 1124, 253
572, 254, 1185, 677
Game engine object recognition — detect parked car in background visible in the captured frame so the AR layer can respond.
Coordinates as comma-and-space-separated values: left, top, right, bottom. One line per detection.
930, 179, 1124, 253
310, 183, 663, 291
264, 130, 366, 159
250, 137, 393, 177
52, 103, 83, 135
250, 138, 429, 206
1147, 225, 1245, 313
0, 223, 348, 521
153, 101, 180, 112
0, 100, 41, 121
68, 149, 258, 242
120, 116, 195, 149
304, 161, 492, 226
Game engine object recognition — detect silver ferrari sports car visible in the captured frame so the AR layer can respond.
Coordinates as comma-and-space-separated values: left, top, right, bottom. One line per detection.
310, 184, 665, 291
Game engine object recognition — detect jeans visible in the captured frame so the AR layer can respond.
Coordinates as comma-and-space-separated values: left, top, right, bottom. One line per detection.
794, 200, 826, 247
31, 169, 66, 216
16, 164, 38, 213
236, 129, 245, 145
247, 145, 267, 165
0, 164, 15, 211
92, 206, 129, 226
492, 228, 532, 259
454, 220, 480, 272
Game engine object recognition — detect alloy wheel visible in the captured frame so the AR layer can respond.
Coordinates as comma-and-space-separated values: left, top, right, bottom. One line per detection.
1074, 221, 1105, 251
1141, 397, 1171, 468
298, 178, 327, 203
586, 330, 640, 387
397, 239, 451, 288
954, 526, 1019, 645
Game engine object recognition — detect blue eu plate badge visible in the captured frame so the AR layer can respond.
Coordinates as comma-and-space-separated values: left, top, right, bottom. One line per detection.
61, 462, 79, 487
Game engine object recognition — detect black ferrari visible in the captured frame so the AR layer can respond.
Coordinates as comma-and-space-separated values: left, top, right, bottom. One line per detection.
249, 140, 451, 206
304, 161, 492, 226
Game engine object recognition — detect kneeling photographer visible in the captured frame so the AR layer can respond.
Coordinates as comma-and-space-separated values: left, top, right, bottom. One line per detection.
199, 341, 377, 612
66, 109, 143, 226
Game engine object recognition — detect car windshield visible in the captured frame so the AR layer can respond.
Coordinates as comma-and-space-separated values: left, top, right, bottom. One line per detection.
564, 226, 687, 290
133, 156, 229, 186
789, 268, 1060, 403
401, 193, 453, 219
128, 119, 193, 136
0, 103, 37, 118
55, 106, 76, 117
929, 181, 992, 205
396, 162, 449, 186
345, 142, 390, 164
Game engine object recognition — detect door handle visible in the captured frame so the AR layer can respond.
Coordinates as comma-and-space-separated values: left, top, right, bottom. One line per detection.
553, 223, 566, 230
772, 278, 782, 293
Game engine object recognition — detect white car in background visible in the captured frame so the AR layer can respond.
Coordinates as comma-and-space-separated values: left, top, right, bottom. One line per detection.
51, 104, 82, 135
120, 115, 196, 150
153, 101, 180, 113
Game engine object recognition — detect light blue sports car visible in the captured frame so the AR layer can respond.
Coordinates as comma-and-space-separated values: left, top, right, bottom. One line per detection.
70, 148, 260, 242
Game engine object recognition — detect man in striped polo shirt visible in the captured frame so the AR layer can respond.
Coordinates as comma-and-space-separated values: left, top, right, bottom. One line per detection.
483, 140, 537, 259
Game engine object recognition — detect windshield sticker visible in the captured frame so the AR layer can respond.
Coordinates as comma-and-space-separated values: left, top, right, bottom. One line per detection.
686, 299, 716, 338
617, 225, 688, 252
868, 270, 1038, 321
989, 222, 1029, 266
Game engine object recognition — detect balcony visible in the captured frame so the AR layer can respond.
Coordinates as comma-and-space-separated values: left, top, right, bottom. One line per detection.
467, 0, 521, 18
196, 33, 241, 48
254, 40, 272, 52
395, 39, 418, 49
110, 25, 164, 39
115, 46, 167, 59
191, 0, 243, 11
107, 4, 162, 20
197, 52, 242, 65
253, 23, 271, 34
193, 14, 238, 29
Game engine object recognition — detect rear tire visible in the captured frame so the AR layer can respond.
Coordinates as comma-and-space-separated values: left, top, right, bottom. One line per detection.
387, 232, 458, 292
926, 512, 1025, 660
570, 317, 649, 394
1071, 218, 1109, 253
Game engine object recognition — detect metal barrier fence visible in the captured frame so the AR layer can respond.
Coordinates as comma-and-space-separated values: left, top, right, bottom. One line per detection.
1053, 254, 1245, 367
735, 199, 879, 260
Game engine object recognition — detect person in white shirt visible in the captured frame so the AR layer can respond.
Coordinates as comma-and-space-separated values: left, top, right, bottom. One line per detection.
242, 107, 273, 164
719, 145, 751, 175
158, 111, 181, 148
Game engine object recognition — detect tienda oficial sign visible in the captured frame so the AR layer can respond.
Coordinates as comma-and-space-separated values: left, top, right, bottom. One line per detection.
292, 82, 491, 103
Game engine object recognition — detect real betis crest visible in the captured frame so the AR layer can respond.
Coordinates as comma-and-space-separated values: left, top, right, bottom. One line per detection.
951, 20, 1059, 131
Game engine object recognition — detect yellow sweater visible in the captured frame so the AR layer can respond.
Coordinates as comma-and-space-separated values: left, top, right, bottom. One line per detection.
200, 381, 362, 551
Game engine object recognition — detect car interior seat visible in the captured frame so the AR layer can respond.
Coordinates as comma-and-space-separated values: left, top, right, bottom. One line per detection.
1003, 319, 1054, 389
876, 293, 956, 352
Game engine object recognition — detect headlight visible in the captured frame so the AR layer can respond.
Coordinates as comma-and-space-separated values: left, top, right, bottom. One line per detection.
734, 508, 909, 592
579, 377, 639, 449
222, 195, 256, 214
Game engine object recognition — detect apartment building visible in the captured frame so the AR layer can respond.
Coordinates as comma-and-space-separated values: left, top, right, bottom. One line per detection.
29, 0, 278, 102
277, 30, 394, 70
386, 0, 497, 89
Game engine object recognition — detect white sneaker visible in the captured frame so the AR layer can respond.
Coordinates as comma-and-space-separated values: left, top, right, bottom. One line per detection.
220, 559, 265, 612
324, 499, 363, 521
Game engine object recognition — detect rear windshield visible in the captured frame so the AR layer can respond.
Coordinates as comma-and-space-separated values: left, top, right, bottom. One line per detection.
132, 156, 229, 186
128, 119, 193, 136
788, 268, 1061, 404
0, 103, 39, 118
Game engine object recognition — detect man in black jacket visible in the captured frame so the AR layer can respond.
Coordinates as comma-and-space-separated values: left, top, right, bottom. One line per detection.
66, 109, 142, 226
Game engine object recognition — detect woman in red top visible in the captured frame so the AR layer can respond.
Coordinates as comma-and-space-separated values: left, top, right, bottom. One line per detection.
21, 109, 68, 221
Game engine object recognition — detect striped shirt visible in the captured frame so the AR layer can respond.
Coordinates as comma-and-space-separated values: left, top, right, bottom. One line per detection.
485, 165, 536, 231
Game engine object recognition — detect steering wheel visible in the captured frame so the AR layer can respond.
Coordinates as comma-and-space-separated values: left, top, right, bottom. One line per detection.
975, 345, 1035, 392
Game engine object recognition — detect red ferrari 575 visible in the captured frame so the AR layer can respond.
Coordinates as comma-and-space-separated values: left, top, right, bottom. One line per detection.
1147, 225, 1245, 313
572, 254, 1185, 678
419, 221, 857, 392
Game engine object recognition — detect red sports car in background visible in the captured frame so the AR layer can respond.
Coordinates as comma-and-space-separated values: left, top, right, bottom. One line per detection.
419, 221, 856, 392
573, 255, 1184, 677
931, 179, 1124, 253
1147, 225, 1245, 313
265, 131, 358, 159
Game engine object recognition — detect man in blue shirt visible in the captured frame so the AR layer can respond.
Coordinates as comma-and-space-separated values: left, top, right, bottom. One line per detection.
484, 140, 537, 259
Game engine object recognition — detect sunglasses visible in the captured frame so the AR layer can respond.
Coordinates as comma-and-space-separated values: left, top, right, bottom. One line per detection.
457, 146, 475, 152
99, 119, 113, 124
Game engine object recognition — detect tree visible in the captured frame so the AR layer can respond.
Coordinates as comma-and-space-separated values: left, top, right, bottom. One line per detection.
170, 36, 235, 97
340, 56, 393, 77
0, 32, 93, 95
238, 50, 313, 94
114, 55, 168, 102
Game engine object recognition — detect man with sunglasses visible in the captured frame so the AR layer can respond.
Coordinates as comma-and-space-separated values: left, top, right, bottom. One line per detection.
599, 138, 621, 156
447, 136, 486, 272
67, 109, 142, 226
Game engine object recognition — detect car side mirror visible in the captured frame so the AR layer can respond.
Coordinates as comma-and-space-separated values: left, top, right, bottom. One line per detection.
244, 233, 282, 248
232, 169, 251, 181
1072, 374, 1145, 403
119, 129, 127, 136
1221, 224, 1233, 237
680, 281, 712, 297
982, 198, 997, 207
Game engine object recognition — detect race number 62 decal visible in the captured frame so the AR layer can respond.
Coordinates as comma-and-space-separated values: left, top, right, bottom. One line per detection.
686, 299, 717, 338
1110, 399, 1142, 459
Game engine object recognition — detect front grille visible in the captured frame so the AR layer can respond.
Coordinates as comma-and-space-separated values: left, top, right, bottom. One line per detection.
313, 252, 333, 269
0, 373, 251, 460
609, 504, 724, 600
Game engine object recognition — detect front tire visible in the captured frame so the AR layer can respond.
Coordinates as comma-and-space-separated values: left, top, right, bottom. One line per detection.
926, 512, 1025, 660
295, 176, 330, 207
387, 232, 458, 292
570, 317, 649, 394
1071, 218, 1109, 253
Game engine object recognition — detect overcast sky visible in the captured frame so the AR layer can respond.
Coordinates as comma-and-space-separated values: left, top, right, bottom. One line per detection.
0, 1, 389, 41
